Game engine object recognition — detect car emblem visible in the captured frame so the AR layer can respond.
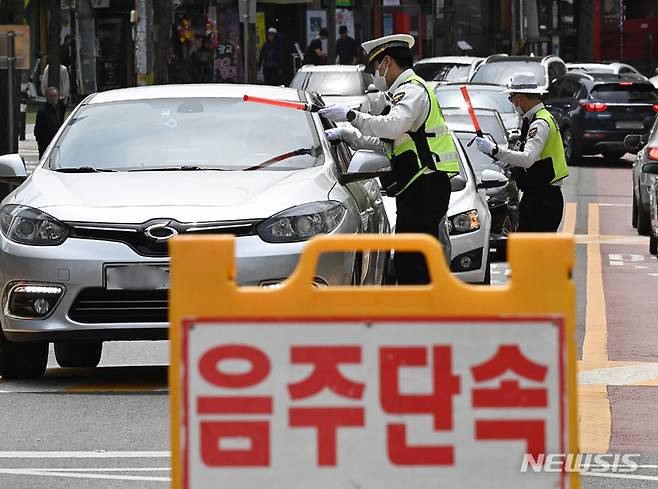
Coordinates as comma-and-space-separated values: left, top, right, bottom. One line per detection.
144, 223, 178, 242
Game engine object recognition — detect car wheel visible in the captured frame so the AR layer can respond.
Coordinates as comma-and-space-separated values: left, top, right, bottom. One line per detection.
562, 127, 581, 165
638, 205, 651, 236
632, 192, 639, 228
602, 150, 627, 160
54, 341, 102, 368
0, 329, 48, 379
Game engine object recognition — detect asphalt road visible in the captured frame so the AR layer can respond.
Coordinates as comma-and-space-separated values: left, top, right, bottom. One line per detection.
2, 147, 658, 488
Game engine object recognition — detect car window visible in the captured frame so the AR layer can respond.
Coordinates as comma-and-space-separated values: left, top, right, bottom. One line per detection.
456, 132, 502, 175
591, 83, 658, 102
443, 111, 507, 145
302, 72, 366, 96
547, 78, 563, 98
50, 98, 323, 172
470, 61, 546, 87
435, 87, 514, 114
547, 61, 566, 83
290, 72, 308, 90
560, 79, 583, 99
414, 63, 471, 83
362, 72, 374, 88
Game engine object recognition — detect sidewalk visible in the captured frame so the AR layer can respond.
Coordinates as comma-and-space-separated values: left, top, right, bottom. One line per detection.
19, 124, 39, 174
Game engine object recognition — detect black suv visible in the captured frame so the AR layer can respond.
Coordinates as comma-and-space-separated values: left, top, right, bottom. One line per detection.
544, 72, 658, 163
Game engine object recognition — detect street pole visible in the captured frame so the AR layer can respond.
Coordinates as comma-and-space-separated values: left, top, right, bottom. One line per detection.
7, 31, 16, 154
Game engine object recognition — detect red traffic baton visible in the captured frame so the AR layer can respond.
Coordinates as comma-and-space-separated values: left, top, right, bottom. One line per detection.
243, 95, 319, 112
459, 86, 483, 138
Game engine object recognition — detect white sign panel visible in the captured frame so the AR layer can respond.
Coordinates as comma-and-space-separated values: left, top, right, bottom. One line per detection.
181, 318, 568, 489
306, 10, 327, 48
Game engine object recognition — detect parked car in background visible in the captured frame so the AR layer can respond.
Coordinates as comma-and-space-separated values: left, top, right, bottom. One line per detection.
469, 54, 567, 91
567, 62, 645, 77
544, 72, 658, 164
435, 83, 522, 141
413, 56, 484, 88
0, 84, 392, 379
628, 115, 658, 235
290, 64, 384, 113
650, 68, 658, 89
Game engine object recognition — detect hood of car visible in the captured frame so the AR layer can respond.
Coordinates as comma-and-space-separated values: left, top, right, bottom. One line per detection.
9, 166, 334, 223
322, 95, 367, 110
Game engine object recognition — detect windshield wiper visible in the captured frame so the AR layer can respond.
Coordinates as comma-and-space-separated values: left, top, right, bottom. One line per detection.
128, 165, 230, 172
245, 147, 321, 171
53, 166, 117, 173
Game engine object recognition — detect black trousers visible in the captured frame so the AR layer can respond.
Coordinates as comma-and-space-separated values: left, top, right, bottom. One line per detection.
394, 171, 451, 285
518, 185, 564, 232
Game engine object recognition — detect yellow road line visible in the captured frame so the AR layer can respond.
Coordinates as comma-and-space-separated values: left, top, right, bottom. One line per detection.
580, 202, 611, 453
562, 202, 577, 234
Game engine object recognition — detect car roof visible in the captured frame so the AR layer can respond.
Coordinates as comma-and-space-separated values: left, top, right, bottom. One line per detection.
562, 72, 650, 84
483, 54, 562, 64
436, 83, 505, 92
414, 56, 483, 65
297, 64, 366, 72
87, 84, 304, 104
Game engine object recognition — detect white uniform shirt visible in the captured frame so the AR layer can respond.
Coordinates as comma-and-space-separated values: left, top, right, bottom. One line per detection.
496, 103, 550, 169
41, 65, 71, 100
340, 68, 430, 152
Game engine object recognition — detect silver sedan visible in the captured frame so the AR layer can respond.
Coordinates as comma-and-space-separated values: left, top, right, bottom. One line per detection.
0, 84, 390, 378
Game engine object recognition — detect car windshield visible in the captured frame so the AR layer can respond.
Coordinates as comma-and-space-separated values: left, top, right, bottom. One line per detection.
414, 63, 471, 83
294, 71, 365, 96
436, 87, 514, 114
48, 98, 323, 172
443, 111, 507, 145
456, 132, 502, 175
591, 83, 658, 102
471, 61, 546, 87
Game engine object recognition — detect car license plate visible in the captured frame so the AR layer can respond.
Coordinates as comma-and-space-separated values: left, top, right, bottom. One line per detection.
616, 120, 644, 129
106, 265, 170, 290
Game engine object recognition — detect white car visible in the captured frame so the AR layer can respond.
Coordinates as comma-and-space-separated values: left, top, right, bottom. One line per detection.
290, 65, 385, 113
413, 56, 484, 88
567, 62, 645, 78
382, 133, 497, 284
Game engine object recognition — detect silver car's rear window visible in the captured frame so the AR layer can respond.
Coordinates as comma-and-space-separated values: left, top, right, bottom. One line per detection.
49, 97, 323, 172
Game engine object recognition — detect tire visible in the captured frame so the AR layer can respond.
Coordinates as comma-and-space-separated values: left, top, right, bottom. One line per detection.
638, 205, 651, 236
602, 150, 627, 160
632, 193, 639, 228
54, 341, 102, 368
0, 329, 48, 379
562, 127, 581, 166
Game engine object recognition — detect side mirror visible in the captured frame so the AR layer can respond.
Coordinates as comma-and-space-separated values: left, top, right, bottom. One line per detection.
642, 162, 658, 175
0, 154, 28, 184
342, 149, 391, 183
477, 168, 508, 189
624, 134, 643, 151
366, 83, 379, 94
450, 175, 467, 192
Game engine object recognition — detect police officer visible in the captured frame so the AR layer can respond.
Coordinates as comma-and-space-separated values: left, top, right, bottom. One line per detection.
319, 34, 460, 284
475, 73, 568, 232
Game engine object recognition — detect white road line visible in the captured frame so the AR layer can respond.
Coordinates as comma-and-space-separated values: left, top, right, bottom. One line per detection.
579, 363, 658, 385
581, 471, 658, 481
597, 203, 632, 207
0, 451, 170, 458
0, 469, 170, 482
0, 468, 170, 472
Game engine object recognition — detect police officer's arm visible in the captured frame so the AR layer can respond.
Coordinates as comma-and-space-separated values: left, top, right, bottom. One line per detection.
338, 125, 384, 152
496, 119, 550, 169
349, 84, 429, 139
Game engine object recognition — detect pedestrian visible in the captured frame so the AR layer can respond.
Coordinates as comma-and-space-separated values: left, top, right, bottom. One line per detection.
59, 34, 77, 96
335, 25, 358, 65
34, 87, 62, 158
258, 27, 285, 86
303, 27, 328, 65
41, 62, 70, 122
319, 34, 460, 285
474, 72, 568, 232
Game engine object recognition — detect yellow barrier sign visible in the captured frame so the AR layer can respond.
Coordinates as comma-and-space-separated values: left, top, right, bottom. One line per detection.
170, 234, 577, 489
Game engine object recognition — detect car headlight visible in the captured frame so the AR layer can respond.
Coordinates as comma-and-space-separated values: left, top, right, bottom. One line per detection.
0, 204, 69, 245
448, 209, 480, 235
257, 201, 346, 243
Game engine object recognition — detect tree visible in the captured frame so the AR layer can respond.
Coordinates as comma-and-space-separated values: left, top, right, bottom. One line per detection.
154, 0, 173, 84
46, 0, 61, 89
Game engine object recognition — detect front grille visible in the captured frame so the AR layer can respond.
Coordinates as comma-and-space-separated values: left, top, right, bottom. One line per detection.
67, 219, 260, 257
69, 288, 168, 324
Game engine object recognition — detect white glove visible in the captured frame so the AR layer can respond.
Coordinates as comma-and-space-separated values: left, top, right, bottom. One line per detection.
325, 128, 343, 141
475, 137, 497, 156
319, 105, 350, 122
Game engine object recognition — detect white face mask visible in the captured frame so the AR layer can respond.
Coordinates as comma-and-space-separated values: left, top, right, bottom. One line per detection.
373, 60, 390, 92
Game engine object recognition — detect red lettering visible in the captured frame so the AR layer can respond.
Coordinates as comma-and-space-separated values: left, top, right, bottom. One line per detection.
199, 345, 270, 388
200, 421, 269, 467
